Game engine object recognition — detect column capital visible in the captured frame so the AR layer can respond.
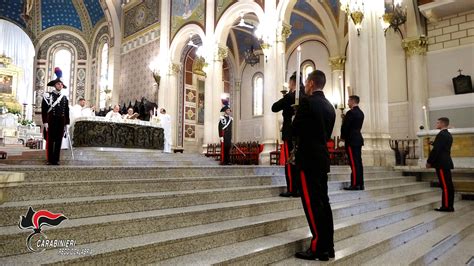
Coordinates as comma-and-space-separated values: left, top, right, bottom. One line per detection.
169, 62, 181, 75
214, 45, 228, 61
278, 22, 292, 42
402, 36, 428, 57
234, 80, 241, 91
329, 56, 346, 71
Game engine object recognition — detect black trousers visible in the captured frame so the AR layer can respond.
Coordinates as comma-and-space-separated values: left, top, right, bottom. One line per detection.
435, 168, 455, 208
46, 118, 65, 164
346, 145, 364, 187
283, 140, 300, 193
221, 140, 231, 164
299, 167, 334, 253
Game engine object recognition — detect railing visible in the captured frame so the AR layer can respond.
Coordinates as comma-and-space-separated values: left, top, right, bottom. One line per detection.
205, 141, 263, 165
389, 139, 419, 165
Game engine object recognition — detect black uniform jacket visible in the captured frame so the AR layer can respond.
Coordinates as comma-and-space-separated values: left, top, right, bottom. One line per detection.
41, 91, 70, 125
341, 106, 364, 146
218, 115, 233, 143
427, 129, 454, 169
292, 90, 336, 173
272, 91, 296, 141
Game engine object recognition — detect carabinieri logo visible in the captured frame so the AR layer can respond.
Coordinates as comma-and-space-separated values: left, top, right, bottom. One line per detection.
18, 207, 68, 252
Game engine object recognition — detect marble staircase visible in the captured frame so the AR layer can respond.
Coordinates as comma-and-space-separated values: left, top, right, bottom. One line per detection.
0, 165, 473, 265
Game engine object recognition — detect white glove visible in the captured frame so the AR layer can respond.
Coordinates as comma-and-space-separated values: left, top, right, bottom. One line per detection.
44, 123, 48, 131
220, 137, 224, 142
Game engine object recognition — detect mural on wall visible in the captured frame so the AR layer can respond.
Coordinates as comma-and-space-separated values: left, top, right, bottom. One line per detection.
123, 0, 160, 39
170, 0, 205, 42
215, 0, 237, 26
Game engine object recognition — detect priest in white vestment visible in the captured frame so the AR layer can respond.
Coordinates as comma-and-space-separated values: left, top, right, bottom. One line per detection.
62, 98, 95, 149
159, 108, 172, 153
105, 104, 123, 122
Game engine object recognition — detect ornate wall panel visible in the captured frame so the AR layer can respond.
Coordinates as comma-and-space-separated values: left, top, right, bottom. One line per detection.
92, 25, 110, 58
123, 0, 160, 40
37, 33, 87, 60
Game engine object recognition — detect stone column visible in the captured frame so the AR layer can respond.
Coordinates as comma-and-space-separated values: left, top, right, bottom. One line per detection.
403, 36, 429, 138
167, 62, 181, 148
203, 45, 227, 149
329, 56, 346, 138
158, 0, 171, 110
346, 1, 395, 166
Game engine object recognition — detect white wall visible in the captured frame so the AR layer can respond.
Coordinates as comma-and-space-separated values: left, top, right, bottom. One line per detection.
386, 30, 408, 103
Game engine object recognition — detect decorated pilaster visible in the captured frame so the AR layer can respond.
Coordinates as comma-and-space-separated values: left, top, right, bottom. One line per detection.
167, 62, 181, 148
329, 55, 346, 137
346, 1, 395, 166
203, 45, 228, 147
403, 36, 429, 138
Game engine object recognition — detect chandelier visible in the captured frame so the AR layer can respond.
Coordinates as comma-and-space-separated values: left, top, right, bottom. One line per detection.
381, 0, 407, 35
340, 0, 365, 35
244, 46, 260, 66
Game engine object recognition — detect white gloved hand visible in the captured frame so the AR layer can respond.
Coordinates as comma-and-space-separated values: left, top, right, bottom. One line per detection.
220, 137, 224, 142
44, 123, 48, 131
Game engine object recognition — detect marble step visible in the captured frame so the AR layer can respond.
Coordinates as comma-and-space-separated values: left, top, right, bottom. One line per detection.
4, 175, 277, 201
0, 197, 302, 257
0, 165, 285, 181
156, 196, 446, 265
0, 185, 285, 227
4, 175, 414, 202
0, 158, 219, 166
1, 209, 308, 264
272, 201, 474, 266
0, 181, 436, 228
364, 210, 474, 265
429, 231, 474, 266
1, 194, 450, 264
0, 187, 437, 257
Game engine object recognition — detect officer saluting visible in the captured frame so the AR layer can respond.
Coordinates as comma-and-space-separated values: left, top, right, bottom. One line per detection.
218, 105, 233, 165
293, 70, 336, 261
42, 67, 70, 165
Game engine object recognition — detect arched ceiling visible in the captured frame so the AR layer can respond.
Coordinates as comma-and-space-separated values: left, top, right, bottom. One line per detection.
0, 0, 105, 38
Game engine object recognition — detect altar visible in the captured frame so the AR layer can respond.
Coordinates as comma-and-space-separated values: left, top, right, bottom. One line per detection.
72, 117, 164, 150
417, 127, 474, 168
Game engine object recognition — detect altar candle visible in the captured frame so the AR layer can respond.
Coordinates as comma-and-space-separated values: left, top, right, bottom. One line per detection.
422, 105, 429, 130
295, 46, 301, 105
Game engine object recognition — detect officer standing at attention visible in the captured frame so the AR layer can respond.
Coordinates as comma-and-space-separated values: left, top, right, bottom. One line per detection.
272, 72, 302, 197
292, 70, 336, 261
218, 105, 233, 165
42, 67, 70, 165
341, 95, 365, 190
426, 117, 455, 212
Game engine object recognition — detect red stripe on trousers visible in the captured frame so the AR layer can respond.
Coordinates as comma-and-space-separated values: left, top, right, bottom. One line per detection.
220, 142, 224, 163
348, 146, 356, 186
439, 169, 449, 208
300, 170, 319, 252
285, 141, 293, 192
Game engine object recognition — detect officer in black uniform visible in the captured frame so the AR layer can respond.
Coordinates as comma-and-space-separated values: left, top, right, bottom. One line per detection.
427, 117, 455, 212
218, 105, 233, 165
272, 72, 303, 197
42, 67, 70, 165
341, 95, 365, 190
292, 70, 336, 261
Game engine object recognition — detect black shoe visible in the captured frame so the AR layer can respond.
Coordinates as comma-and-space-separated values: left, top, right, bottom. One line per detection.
328, 248, 335, 258
434, 207, 454, 212
295, 249, 329, 261
279, 192, 292, 197
343, 185, 364, 190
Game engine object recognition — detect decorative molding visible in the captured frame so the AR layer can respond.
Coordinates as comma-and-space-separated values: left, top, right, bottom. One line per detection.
215, 45, 229, 61
192, 57, 207, 77
329, 56, 346, 71
279, 23, 292, 41
123, 0, 160, 40
215, 0, 237, 27
169, 63, 181, 75
0, 55, 12, 67
34, 26, 87, 47
37, 33, 88, 60
92, 25, 110, 58
121, 27, 160, 54
402, 36, 428, 56
72, 0, 93, 35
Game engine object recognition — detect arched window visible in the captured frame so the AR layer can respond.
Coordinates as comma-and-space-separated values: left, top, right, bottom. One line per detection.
253, 73, 264, 116
98, 42, 109, 108
53, 49, 72, 98
302, 60, 316, 81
